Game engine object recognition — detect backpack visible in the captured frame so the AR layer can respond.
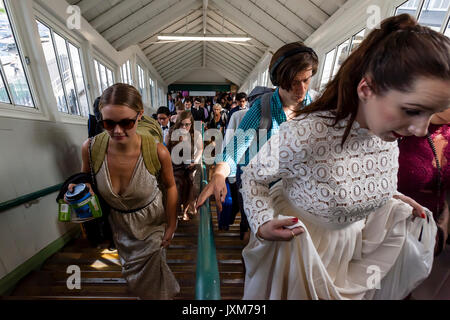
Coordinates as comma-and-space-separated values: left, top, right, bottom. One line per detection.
247, 86, 275, 132
90, 130, 161, 177
87, 97, 104, 138
90, 114, 163, 177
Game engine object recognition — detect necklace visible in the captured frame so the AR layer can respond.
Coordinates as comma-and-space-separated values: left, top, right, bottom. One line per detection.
426, 132, 441, 214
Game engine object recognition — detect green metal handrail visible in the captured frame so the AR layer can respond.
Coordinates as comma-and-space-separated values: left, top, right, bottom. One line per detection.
195, 125, 221, 300
0, 183, 63, 213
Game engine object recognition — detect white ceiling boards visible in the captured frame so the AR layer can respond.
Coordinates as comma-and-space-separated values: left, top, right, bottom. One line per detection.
67, 0, 348, 85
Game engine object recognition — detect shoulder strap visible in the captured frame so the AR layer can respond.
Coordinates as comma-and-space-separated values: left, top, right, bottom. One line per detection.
259, 92, 273, 131
141, 134, 161, 176
91, 131, 110, 174
136, 114, 163, 143
91, 131, 161, 176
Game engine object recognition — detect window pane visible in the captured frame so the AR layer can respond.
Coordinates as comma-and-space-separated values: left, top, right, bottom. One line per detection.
106, 68, 113, 87
350, 29, 365, 52
418, 0, 450, 31
94, 60, 101, 95
137, 65, 144, 98
320, 49, 335, 91
0, 0, 33, 107
120, 63, 126, 83
332, 39, 350, 78
126, 60, 132, 85
262, 69, 268, 86
0, 72, 9, 103
396, 0, 421, 15
68, 43, 89, 117
100, 64, 107, 92
37, 21, 67, 112
54, 32, 79, 115
149, 77, 154, 106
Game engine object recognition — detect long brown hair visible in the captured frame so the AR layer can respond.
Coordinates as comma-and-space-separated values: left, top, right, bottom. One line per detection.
298, 14, 450, 144
167, 111, 195, 154
98, 83, 143, 112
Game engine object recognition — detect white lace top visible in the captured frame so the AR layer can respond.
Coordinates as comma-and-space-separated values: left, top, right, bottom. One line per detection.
240, 111, 400, 233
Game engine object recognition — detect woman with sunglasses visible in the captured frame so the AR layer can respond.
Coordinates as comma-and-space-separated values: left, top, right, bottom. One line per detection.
69, 83, 179, 299
167, 111, 203, 221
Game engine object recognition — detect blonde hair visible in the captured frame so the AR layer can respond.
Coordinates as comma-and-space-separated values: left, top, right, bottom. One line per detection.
99, 83, 143, 112
213, 103, 222, 111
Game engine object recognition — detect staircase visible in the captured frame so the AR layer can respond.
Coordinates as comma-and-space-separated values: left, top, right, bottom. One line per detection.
3, 202, 245, 300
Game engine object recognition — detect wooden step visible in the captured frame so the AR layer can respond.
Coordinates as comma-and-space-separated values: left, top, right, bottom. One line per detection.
6, 196, 246, 300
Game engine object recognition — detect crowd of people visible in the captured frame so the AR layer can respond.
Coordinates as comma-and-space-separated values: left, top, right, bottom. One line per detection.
67, 14, 449, 300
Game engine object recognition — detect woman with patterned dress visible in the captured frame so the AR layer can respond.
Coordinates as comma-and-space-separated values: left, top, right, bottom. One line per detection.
240, 14, 450, 300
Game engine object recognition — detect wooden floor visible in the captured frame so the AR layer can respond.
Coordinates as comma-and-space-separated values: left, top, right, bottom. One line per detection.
3, 202, 246, 300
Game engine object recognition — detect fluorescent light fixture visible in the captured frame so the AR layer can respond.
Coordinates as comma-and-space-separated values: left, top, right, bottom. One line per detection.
157, 33, 251, 42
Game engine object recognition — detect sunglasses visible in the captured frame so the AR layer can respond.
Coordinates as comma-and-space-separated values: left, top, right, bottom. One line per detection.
99, 113, 139, 130
180, 122, 192, 127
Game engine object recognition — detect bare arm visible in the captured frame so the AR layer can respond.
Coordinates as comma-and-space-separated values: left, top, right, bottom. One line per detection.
157, 143, 178, 248
66, 139, 94, 201
196, 161, 230, 211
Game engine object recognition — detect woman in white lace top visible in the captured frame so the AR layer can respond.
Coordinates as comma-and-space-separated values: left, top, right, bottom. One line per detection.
240, 14, 450, 300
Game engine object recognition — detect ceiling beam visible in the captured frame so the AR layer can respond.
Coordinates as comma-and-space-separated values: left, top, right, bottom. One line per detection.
112, 0, 200, 51
165, 67, 203, 85
207, 42, 253, 72
202, 0, 208, 67
209, 0, 284, 50
159, 49, 203, 76
156, 44, 203, 71
163, 63, 202, 82
207, 10, 265, 56
207, 62, 243, 86
206, 52, 245, 76
152, 42, 199, 68
202, 42, 206, 68
102, 0, 177, 42
140, 11, 203, 50
76, 0, 101, 13
159, 51, 203, 76
207, 45, 252, 73
205, 31, 258, 67
203, 0, 208, 34
206, 18, 262, 62
222, 0, 302, 44
89, 0, 143, 31
281, 0, 330, 25
261, 0, 314, 39
162, 57, 203, 81
145, 25, 203, 58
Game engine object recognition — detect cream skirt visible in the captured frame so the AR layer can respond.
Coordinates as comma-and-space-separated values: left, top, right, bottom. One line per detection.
242, 182, 436, 300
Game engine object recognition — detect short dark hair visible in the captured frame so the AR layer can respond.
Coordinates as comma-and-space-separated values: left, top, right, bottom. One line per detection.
236, 92, 247, 101
184, 97, 193, 104
194, 97, 201, 103
157, 106, 170, 116
269, 42, 318, 90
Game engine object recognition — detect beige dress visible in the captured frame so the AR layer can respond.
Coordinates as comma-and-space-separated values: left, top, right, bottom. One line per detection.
96, 153, 180, 299
240, 111, 436, 300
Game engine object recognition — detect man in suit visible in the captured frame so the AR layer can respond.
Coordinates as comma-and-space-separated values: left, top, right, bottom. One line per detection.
156, 106, 173, 146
